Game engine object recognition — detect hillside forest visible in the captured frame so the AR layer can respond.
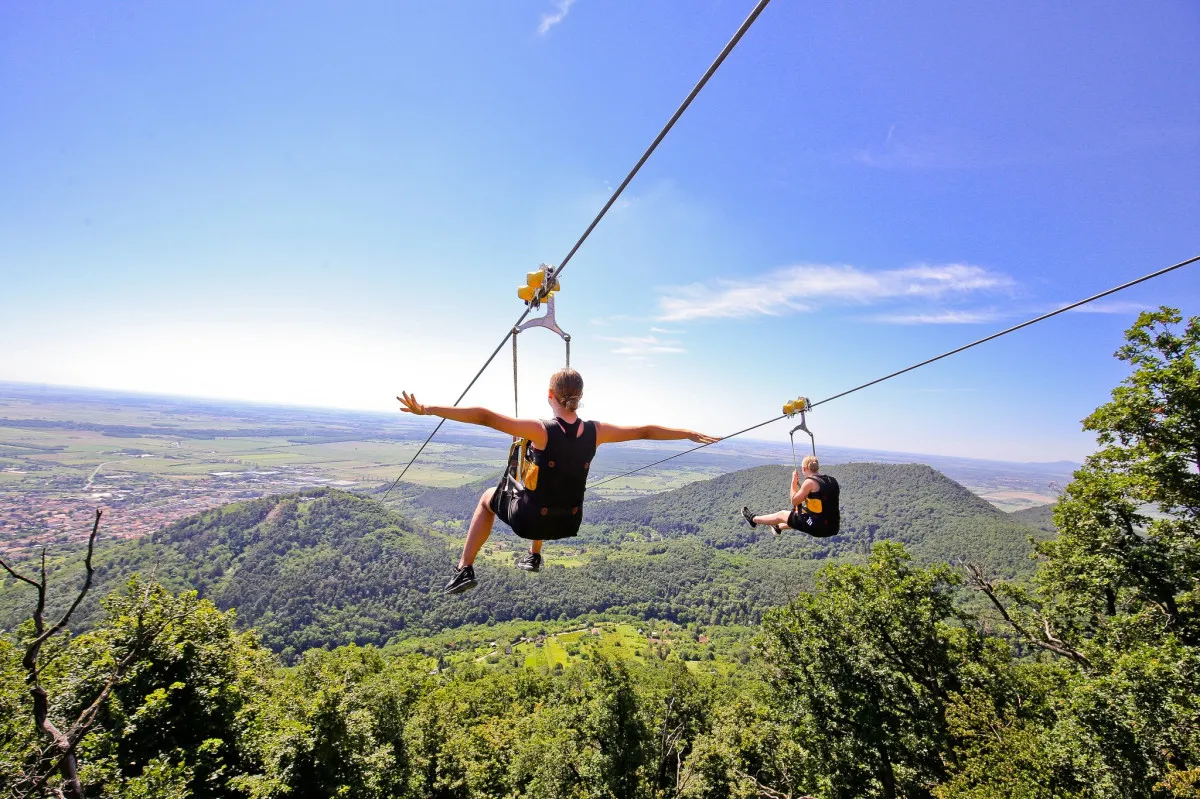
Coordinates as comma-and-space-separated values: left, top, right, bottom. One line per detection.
1, 308, 1198, 798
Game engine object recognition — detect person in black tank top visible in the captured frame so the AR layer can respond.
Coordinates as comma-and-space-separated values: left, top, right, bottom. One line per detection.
741, 455, 840, 538
398, 369, 718, 595
488, 415, 597, 543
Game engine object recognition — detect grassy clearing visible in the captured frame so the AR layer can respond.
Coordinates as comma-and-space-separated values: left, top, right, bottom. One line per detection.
973, 488, 1059, 511
387, 617, 755, 678
467, 623, 729, 673
588, 468, 724, 500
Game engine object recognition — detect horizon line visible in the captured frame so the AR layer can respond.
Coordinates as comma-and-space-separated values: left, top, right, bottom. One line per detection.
0, 378, 1080, 469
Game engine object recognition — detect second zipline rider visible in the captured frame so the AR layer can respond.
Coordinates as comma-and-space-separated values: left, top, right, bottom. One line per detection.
742, 455, 841, 538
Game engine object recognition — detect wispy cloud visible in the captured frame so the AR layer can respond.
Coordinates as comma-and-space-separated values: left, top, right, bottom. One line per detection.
871, 309, 1002, 325
538, 0, 575, 35
589, 313, 645, 327
855, 122, 1200, 173
1066, 300, 1152, 315
854, 142, 959, 170
852, 125, 983, 170
597, 333, 686, 357
658, 263, 1014, 322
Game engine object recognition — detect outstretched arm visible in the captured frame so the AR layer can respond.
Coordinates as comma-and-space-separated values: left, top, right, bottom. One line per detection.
594, 422, 719, 447
398, 392, 547, 448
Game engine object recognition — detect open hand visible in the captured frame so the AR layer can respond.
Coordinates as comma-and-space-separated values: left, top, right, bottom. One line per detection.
397, 391, 427, 415
688, 431, 720, 444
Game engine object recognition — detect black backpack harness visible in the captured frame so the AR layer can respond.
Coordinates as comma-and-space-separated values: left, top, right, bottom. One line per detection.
490, 417, 597, 541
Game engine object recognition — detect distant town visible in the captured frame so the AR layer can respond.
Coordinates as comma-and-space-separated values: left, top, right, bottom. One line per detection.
0, 458, 361, 557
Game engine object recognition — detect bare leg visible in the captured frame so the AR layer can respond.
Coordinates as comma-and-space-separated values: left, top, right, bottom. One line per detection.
459, 488, 497, 568
753, 510, 792, 529
530, 539, 544, 554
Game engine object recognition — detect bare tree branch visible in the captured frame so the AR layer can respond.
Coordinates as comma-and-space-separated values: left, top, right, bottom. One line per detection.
8, 510, 103, 799
733, 768, 812, 799
0, 553, 42, 591
965, 563, 1091, 668
1041, 617, 1066, 646
32, 510, 102, 652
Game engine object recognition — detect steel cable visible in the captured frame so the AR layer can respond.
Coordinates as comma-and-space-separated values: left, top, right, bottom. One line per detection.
586, 253, 1200, 489
380, 0, 774, 499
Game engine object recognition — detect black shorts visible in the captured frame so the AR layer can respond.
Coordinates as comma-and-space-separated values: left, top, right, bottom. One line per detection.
488, 476, 582, 541
787, 507, 839, 538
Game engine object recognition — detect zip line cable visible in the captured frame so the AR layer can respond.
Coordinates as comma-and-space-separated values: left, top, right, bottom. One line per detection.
380, 0, 774, 500
547, 0, 772, 287
587, 415, 786, 492
587, 252, 1200, 490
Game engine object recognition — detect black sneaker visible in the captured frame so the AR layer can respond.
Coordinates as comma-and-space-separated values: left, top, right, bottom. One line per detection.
744, 507, 781, 536
517, 551, 543, 572
443, 564, 477, 595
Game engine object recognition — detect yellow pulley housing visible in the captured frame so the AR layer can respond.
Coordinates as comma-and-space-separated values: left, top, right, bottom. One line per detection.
517, 275, 562, 304
783, 396, 810, 416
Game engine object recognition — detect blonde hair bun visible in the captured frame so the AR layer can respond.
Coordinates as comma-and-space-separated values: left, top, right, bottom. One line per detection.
550, 368, 584, 412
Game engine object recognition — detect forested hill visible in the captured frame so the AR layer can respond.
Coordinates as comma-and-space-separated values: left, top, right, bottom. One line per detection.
4, 488, 827, 654
1008, 501, 1057, 534
405, 462, 1050, 576
2, 463, 1050, 655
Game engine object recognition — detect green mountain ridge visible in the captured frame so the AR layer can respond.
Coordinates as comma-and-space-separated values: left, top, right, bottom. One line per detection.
404, 463, 1049, 573
1007, 501, 1057, 534
2, 462, 1051, 656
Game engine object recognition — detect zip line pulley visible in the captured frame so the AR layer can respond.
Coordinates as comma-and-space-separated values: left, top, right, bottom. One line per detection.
508, 263, 571, 491
783, 396, 815, 470
512, 264, 571, 418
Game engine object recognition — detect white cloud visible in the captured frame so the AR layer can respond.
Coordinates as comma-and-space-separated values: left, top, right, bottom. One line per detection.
1067, 300, 1151, 315
657, 263, 1014, 322
854, 142, 948, 170
589, 313, 642, 327
538, 0, 575, 34
851, 123, 996, 170
597, 334, 686, 357
871, 310, 1002, 325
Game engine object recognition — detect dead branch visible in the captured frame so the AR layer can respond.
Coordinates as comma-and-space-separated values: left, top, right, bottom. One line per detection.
0, 553, 42, 591
733, 769, 813, 799
42, 510, 101, 640
734, 770, 791, 799
3, 510, 102, 799
674, 747, 690, 799
965, 563, 1091, 668
1041, 617, 1066, 646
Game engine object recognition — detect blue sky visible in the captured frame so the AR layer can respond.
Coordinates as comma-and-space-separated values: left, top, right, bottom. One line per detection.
1, 0, 1197, 462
